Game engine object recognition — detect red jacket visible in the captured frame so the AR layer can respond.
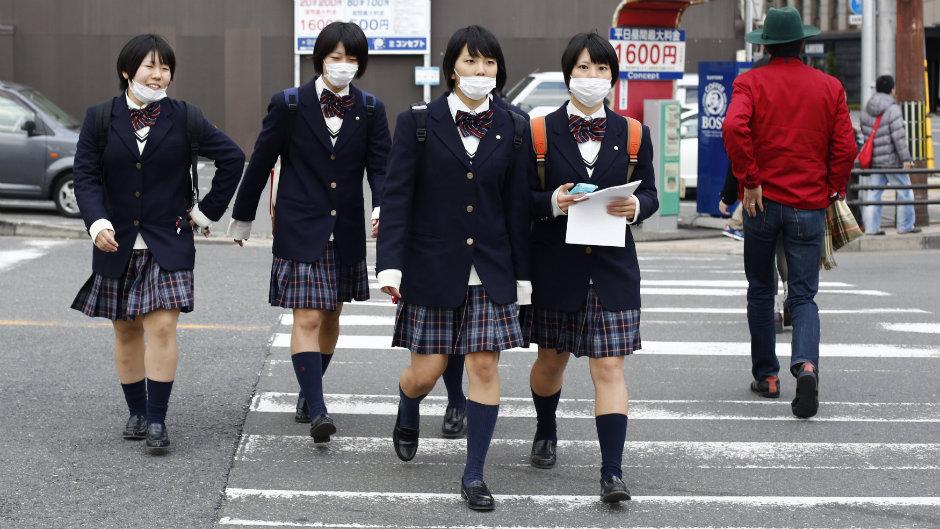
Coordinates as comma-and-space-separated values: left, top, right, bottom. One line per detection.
723, 58, 858, 210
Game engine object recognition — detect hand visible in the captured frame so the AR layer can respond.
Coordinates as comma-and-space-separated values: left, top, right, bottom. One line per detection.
555, 183, 586, 214
94, 229, 118, 252
903, 161, 914, 170
381, 285, 400, 299
188, 219, 210, 238
743, 186, 764, 218
606, 197, 637, 218
371, 219, 379, 239
718, 201, 730, 215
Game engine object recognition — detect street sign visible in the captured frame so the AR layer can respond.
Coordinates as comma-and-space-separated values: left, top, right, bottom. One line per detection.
414, 66, 439, 86
609, 28, 686, 81
849, 14, 863, 25
294, 0, 431, 55
850, 0, 862, 15
805, 43, 825, 55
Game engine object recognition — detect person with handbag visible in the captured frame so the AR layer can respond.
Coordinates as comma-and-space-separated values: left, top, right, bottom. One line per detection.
229, 21, 391, 443
859, 75, 919, 235
71, 34, 245, 452
723, 7, 857, 419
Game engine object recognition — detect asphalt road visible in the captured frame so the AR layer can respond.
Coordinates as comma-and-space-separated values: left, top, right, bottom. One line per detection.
2, 235, 937, 528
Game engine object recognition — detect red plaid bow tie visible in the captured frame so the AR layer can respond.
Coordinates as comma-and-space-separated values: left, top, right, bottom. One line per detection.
320, 89, 355, 119
568, 115, 606, 143
455, 109, 495, 139
129, 102, 161, 131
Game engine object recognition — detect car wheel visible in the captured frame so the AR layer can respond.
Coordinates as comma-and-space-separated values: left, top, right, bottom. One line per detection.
53, 173, 81, 218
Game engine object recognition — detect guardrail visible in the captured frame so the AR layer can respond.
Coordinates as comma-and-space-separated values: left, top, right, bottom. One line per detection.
847, 168, 940, 207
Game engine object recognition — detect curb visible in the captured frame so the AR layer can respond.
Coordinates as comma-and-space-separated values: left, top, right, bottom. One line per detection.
839, 231, 940, 252
0, 219, 87, 239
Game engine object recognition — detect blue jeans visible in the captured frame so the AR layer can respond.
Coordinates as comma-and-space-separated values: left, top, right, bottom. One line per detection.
743, 200, 825, 381
862, 173, 916, 233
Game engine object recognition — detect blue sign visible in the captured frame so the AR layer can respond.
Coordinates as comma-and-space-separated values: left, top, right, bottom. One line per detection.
696, 62, 751, 216
618, 71, 684, 81
850, 0, 862, 15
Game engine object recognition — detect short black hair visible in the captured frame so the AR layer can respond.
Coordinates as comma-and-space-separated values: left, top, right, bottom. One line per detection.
561, 32, 619, 88
764, 39, 804, 58
442, 25, 507, 92
876, 75, 895, 94
116, 34, 176, 91
312, 22, 369, 78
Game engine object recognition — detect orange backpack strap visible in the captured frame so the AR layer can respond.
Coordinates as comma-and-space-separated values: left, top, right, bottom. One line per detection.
530, 116, 548, 190
625, 116, 642, 182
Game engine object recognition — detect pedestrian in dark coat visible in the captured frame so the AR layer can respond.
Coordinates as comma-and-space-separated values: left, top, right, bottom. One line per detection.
71, 34, 245, 452
229, 22, 391, 443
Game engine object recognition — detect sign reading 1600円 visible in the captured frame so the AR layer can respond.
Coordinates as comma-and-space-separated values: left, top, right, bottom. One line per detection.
295, 0, 431, 55
609, 27, 686, 81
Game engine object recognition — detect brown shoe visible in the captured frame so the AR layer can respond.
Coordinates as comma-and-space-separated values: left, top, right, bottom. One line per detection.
750, 375, 780, 398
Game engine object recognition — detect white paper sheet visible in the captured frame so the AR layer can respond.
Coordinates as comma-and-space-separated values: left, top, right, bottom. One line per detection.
565, 181, 642, 247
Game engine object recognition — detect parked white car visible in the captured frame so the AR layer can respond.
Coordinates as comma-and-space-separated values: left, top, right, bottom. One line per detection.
505, 72, 569, 117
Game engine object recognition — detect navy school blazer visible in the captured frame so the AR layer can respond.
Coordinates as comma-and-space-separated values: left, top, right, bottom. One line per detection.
376, 94, 531, 308
528, 103, 659, 312
73, 97, 245, 278
231, 79, 391, 265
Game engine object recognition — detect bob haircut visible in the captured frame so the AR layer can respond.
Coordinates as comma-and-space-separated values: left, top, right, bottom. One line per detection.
312, 22, 369, 78
116, 34, 176, 91
442, 25, 507, 92
561, 32, 619, 88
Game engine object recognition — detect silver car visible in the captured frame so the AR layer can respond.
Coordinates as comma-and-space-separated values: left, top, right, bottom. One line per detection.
0, 80, 81, 217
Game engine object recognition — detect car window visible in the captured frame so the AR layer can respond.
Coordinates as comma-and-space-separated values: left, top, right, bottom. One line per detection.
685, 88, 698, 106
504, 76, 534, 103
0, 93, 34, 134
17, 88, 80, 129
680, 116, 698, 139
517, 81, 568, 113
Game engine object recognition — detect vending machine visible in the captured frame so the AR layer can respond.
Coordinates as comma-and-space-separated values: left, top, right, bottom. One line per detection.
642, 99, 682, 231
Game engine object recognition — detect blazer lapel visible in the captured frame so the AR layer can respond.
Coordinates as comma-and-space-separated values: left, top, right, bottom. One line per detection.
591, 108, 625, 182
111, 99, 142, 161
470, 106, 508, 168
140, 100, 174, 161
333, 85, 363, 153
548, 108, 590, 181
428, 98, 472, 170
298, 79, 334, 152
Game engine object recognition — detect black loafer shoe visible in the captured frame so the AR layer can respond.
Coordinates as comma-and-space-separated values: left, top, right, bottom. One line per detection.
600, 475, 631, 503
461, 480, 495, 511
393, 416, 419, 461
145, 423, 170, 452
294, 394, 311, 423
750, 375, 780, 398
441, 405, 466, 439
122, 414, 147, 440
310, 414, 336, 443
529, 439, 557, 469
792, 369, 819, 419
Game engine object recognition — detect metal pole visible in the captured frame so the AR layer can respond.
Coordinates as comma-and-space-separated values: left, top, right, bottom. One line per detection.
294, 54, 301, 88
745, 0, 754, 61
876, 0, 896, 77
423, 53, 431, 103
860, 0, 876, 106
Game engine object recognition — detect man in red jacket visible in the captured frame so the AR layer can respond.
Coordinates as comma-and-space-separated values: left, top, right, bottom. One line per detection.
723, 7, 857, 419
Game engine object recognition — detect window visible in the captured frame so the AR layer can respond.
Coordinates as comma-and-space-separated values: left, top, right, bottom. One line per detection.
18, 88, 79, 129
680, 116, 698, 139
518, 81, 569, 113
685, 88, 698, 107
0, 93, 34, 134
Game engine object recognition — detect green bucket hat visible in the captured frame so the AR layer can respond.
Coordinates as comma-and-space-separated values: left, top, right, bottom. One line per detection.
745, 6, 820, 45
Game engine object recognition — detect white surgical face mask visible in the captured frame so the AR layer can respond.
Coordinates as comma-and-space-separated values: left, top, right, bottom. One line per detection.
324, 62, 358, 89
456, 73, 497, 101
129, 79, 167, 104
568, 77, 612, 108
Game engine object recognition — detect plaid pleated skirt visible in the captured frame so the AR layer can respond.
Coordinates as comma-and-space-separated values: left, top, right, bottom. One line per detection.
269, 241, 369, 310
522, 287, 641, 358
71, 250, 194, 321
393, 285, 524, 355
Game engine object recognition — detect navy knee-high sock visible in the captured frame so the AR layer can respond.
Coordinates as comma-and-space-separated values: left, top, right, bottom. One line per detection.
321, 353, 334, 375
121, 379, 147, 416
292, 352, 326, 417
145, 379, 174, 425
532, 388, 561, 441
442, 355, 467, 410
397, 386, 426, 430
462, 400, 499, 485
595, 413, 628, 479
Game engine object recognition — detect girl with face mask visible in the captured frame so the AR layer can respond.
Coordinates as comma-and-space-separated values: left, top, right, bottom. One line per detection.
71, 34, 245, 453
376, 25, 531, 512
229, 22, 391, 444
520, 32, 660, 503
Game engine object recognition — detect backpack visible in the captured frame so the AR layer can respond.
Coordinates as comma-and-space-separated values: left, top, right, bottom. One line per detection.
269, 87, 377, 225
530, 114, 643, 190
857, 115, 882, 169
93, 98, 204, 207
408, 102, 528, 150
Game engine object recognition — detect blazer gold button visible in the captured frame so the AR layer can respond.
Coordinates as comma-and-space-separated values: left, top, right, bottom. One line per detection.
134, 191, 141, 198
466, 172, 474, 180
330, 182, 337, 189
614, 145, 620, 151
330, 154, 336, 160
585, 246, 592, 254
135, 163, 141, 169
330, 210, 337, 216
466, 205, 474, 213
466, 238, 474, 245
133, 219, 140, 226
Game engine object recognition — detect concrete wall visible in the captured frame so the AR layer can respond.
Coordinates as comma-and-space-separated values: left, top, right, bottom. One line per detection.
0, 0, 739, 152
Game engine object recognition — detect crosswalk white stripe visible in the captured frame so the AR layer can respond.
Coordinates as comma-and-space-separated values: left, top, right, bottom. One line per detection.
270, 333, 940, 358
249, 393, 940, 422
219, 519, 784, 529
640, 280, 853, 288
235, 435, 940, 470
365, 286, 887, 297
0, 240, 67, 272
882, 323, 940, 334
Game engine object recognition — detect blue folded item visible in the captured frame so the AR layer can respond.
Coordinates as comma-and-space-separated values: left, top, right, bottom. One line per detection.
569, 183, 598, 194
